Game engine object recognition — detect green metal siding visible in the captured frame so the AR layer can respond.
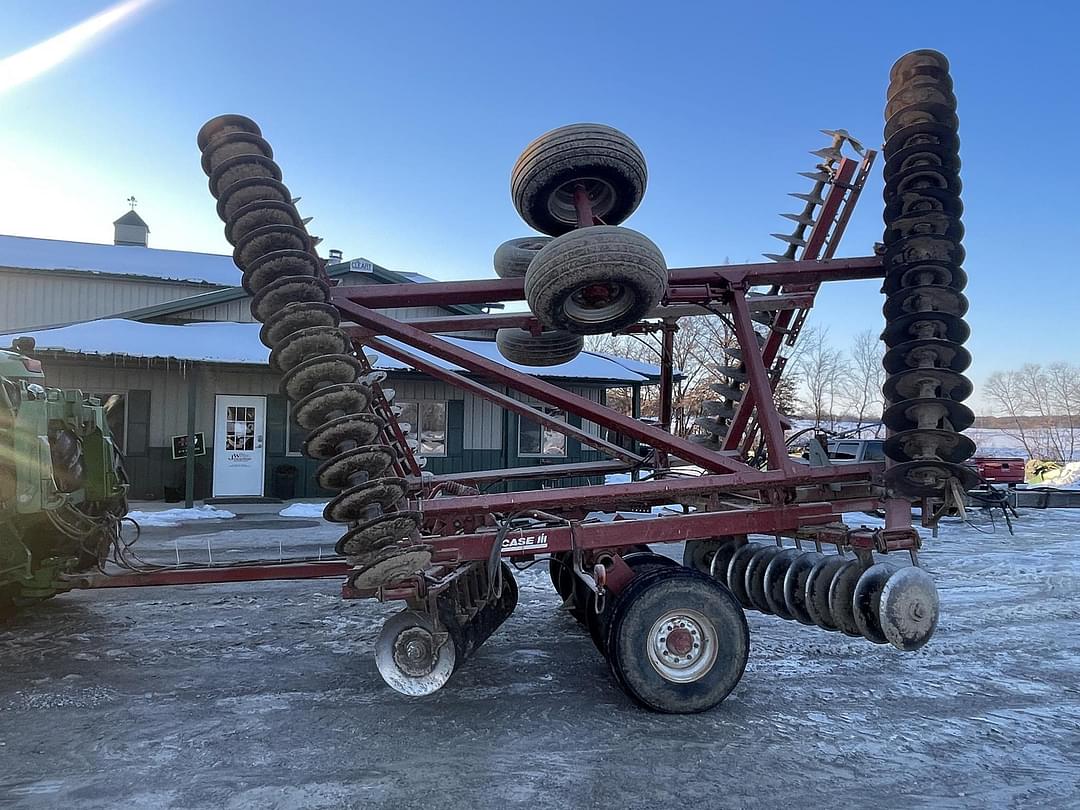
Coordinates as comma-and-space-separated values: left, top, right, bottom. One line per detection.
39, 359, 620, 501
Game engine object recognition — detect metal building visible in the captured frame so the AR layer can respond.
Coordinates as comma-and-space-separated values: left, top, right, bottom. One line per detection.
0, 220, 661, 501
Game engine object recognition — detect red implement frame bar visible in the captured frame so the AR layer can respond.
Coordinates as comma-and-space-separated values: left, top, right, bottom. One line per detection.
346, 293, 818, 340
724, 154, 875, 455
422, 459, 631, 485
331, 256, 884, 480
75, 560, 352, 589
330, 257, 883, 310
444, 501, 839, 561
417, 462, 882, 523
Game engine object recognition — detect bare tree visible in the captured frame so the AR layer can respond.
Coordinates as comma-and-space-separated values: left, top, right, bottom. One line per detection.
587, 314, 737, 437
984, 362, 1080, 461
838, 329, 885, 431
794, 327, 845, 429
1045, 362, 1080, 461
773, 374, 799, 418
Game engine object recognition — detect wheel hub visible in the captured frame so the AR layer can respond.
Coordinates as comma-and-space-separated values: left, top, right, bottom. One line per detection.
392, 627, 437, 677
564, 282, 633, 325
549, 177, 616, 224
665, 626, 694, 656
647, 609, 718, 683
582, 283, 614, 304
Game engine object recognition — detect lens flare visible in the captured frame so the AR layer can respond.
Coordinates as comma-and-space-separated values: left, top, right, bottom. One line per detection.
0, 0, 153, 95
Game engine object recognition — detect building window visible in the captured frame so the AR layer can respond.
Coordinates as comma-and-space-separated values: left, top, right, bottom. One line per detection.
519, 408, 568, 457
91, 392, 127, 454
398, 401, 448, 457
285, 402, 306, 457
226, 406, 256, 450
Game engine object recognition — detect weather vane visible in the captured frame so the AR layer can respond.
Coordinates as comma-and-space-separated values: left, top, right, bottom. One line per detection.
127, 195, 137, 210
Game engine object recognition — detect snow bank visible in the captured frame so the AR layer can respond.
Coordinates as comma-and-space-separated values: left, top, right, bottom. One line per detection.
278, 502, 329, 518
603, 468, 698, 486
126, 505, 236, 528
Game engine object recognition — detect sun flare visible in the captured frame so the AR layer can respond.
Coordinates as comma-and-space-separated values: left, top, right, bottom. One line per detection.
0, 0, 153, 96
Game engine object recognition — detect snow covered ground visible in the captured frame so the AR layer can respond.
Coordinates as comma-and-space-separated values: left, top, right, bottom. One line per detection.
278, 502, 329, 518
125, 505, 236, 528
1, 504, 1077, 806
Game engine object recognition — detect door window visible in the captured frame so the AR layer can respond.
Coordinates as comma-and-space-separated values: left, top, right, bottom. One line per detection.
226, 406, 256, 450
831, 441, 861, 460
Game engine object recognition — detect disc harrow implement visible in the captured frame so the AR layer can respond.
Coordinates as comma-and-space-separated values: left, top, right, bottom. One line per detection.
681, 533, 938, 650
197, 116, 430, 596
185, 49, 972, 714
879, 50, 975, 498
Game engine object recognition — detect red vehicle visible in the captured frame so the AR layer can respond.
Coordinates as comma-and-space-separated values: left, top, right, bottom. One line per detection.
972, 457, 1026, 486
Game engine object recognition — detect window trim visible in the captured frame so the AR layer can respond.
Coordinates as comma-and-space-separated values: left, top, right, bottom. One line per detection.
397, 400, 449, 458
285, 401, 304, 457
91, 391, 129, 456
518, 407, 568, 459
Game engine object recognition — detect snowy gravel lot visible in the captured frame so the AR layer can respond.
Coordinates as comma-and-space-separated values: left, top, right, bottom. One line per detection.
1, 508, 1078, 809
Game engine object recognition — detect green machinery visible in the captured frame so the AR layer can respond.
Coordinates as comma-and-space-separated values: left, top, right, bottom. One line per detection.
0, 339, 129, 617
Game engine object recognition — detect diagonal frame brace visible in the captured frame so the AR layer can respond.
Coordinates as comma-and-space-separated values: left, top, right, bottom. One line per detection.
335, 298, 758, 474
360, 335, 645, 465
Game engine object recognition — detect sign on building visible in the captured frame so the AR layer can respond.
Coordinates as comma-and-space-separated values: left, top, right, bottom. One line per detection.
171, 432, 206, 460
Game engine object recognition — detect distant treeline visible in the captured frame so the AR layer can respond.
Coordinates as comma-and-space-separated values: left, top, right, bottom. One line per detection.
973, 415, 1080, 429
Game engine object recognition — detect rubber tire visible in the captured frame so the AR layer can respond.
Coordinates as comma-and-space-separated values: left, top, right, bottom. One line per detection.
586, 551, 678, 653
494, 237, 552, 279
605, 567, 749, 714
524, 226, 667, 335
511, 123, 647, 236
495, 328, 583, 367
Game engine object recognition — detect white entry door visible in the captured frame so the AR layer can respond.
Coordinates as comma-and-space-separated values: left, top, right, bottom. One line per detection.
212, 395, 266, 497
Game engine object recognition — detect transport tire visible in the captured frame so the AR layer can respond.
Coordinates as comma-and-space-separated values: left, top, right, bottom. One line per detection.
493, 237, 552, 279
524, 226, 667, 335
605, 567, 749, 713
494, 327, 583, 367
511, 123, 647, 236
587, 551, 678, 654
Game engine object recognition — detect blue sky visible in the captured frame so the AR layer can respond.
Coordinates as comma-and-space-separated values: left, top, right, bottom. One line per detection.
0, 0, 1077, 408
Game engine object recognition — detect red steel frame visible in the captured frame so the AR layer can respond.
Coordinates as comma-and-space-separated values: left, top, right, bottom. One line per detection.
80, 265, 899, 594
80, 143, 910, 595
327, 255, 908, 600
322, 146, 911, 601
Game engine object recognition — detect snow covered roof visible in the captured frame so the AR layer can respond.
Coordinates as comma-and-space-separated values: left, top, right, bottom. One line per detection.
0, 234, 486, 313
0, 234, 234, 285
1, 319, 658, 383
374, 336, 657, 382
396, 271, 438, 284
